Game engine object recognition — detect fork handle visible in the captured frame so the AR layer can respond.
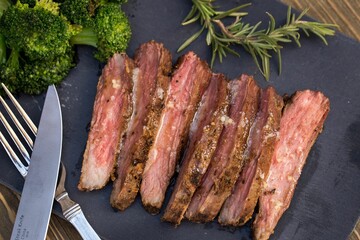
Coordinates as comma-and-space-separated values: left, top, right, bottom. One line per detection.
56, 192, 101, 240
69, 209, 101, 240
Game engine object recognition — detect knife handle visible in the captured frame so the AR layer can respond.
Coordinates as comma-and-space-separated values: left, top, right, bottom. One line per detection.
56, 192, 101, 240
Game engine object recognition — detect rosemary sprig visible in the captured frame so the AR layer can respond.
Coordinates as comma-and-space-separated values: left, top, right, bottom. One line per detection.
178, 0, 338, 80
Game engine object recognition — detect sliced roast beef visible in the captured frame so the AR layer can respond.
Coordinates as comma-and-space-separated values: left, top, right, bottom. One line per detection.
253, 90, 330, 240
218, 87, 283, 226
162, 73, 229, 225
78, 53, 134, 191
185, 74, 260, 222
110, 42, 172, 211
140, 52, 212, 214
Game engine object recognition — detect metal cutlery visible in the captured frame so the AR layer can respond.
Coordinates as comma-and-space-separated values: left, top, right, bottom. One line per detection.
0, 83, 100, 240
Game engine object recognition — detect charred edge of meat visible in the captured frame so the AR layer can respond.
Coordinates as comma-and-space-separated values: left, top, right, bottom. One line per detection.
238, 88, 283, 226
142, 203, 162, 215
162, 74, 229, 225
185, 74, 261, 223
111, 41, 172, 211
140, 51, 212, 214
218, 86, 284, 227
78, 53, 134, 191
136, 42, 173, 162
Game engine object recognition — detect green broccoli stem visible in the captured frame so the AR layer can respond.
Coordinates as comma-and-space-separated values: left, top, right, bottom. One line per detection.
7, 48, 20, 70
70, 27, 98, 48
0, 0, 11, 16
0, 34, 5, 64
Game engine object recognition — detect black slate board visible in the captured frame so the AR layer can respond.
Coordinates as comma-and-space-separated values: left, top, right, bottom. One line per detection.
1, 0, 360, 239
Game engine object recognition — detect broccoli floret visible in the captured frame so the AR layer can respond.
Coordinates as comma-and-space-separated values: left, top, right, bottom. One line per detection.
0, 0, 132, 94
87, 0, 127, 16
0, 0, 77, 94
18, 48, 75, 94
94, 3, 131, 60
1, 47, 75, 94
0, 1, 76, 61
19, 0, 36, 7
70, 2, 131, 61
60, 0, 93, 26
59, 0, 127, 26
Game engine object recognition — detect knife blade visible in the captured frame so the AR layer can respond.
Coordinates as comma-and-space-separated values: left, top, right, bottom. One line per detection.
10, 85, 62, 240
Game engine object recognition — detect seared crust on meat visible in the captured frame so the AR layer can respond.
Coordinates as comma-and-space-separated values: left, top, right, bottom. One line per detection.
218, 87, 283, 226
140, 52, 212, 214
110, 41, 172, 211
78, 39, 330, 240
78, 53, 134, 191
185, 75, 261, 222
162, 73, 229, 225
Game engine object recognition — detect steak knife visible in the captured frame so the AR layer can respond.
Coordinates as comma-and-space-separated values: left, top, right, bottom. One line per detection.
10, 85, 62, 240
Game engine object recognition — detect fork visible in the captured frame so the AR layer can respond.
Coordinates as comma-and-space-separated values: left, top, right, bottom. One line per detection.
0, 83, 101, 240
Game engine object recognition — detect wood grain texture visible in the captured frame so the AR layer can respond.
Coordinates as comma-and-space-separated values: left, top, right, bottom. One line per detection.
349, 219, 360, 240
281, 0, 360, 41
1, 1, 360, 239
0, 184, 81, 240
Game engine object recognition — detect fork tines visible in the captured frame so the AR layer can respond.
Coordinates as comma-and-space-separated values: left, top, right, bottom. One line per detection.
0, 83, 38, 178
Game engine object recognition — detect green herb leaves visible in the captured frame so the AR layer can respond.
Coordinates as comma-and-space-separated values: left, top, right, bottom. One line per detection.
178, 0, 337, 80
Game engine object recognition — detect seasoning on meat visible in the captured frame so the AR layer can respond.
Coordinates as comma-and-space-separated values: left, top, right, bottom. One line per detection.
162, 73, 229, 225
253, 90, 330, 240
218, 87, 283, 226
185, 74, 260, 222
78, 53, 134, 191
110, 41, 172, 211
140, 52, 212, 214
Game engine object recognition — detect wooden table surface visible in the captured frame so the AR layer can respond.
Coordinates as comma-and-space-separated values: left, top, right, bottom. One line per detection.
1, 1, 359, 239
